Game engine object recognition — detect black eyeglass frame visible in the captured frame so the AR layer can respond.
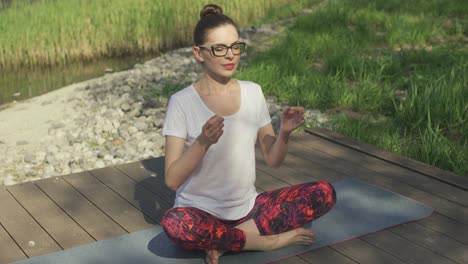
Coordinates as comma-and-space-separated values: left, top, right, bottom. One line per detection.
198, 42, 246, 57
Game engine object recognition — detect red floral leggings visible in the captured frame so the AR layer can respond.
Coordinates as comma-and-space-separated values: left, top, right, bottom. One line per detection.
161, 181, 336, 253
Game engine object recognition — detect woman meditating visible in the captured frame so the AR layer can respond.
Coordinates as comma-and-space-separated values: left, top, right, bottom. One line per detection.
161, 4, 336, 264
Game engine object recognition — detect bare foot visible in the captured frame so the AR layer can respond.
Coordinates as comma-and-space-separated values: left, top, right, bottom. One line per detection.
205, 249, 225, 264
237, 219, 316, 252
274, 227, 316, 249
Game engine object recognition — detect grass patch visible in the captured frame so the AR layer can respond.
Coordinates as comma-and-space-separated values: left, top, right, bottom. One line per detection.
236, 0, 468, 175
0, 0, 316, 70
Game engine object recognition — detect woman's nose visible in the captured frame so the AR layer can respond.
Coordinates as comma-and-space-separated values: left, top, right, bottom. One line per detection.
225, 47, 235, 59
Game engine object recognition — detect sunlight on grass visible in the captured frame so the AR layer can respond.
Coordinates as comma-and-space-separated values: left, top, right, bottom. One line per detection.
236, 0, 468, 175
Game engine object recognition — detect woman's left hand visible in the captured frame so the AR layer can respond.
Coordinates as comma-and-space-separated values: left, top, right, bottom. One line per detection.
280, 106, 305, 134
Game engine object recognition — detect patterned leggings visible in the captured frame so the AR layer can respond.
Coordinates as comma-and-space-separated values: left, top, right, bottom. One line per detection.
161, 181, 336, 253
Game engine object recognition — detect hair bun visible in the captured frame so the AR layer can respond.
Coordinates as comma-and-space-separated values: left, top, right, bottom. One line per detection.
200, 4, 223, 19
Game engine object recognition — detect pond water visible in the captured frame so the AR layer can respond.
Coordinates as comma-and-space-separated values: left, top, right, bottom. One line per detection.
0, 53, 157, 107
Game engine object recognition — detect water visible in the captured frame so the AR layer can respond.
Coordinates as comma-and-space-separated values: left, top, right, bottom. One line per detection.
0, 54, 156, 106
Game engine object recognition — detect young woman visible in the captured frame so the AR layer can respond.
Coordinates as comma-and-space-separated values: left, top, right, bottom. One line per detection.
161, 4, 336, 264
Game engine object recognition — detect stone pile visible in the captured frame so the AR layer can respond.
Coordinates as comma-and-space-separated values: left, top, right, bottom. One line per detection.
0, 20, 328, 186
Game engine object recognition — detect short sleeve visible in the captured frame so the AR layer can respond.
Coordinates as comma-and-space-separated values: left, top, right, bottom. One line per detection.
257, 85, 272, 128
162, 96, 187, 139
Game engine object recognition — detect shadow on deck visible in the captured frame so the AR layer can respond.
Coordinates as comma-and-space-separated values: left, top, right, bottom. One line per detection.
1, 128, 467, 264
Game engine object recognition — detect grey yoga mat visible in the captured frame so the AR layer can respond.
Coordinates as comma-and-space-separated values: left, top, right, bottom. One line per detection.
14, 177, 433, 264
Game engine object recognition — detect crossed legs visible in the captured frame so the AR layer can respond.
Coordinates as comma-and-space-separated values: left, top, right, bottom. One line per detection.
162, 181, 337, 264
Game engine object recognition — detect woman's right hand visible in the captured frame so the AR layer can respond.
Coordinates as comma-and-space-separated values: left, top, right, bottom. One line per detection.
164, 115, 223, 191
197, 115, 224, 148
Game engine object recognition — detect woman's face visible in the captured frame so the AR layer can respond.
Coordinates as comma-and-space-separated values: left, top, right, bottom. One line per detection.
194, 24, 241, 81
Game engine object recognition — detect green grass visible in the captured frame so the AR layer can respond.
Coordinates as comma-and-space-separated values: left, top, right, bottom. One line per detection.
0, 0, 316, 70
236, 0, 468, 175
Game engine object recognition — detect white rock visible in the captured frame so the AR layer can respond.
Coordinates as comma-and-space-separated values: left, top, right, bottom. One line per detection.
36, 151, 47, 163
71, 164, 83, 174
94, 160, 105, 169
26, 169, 38, 177
128, 126, 139, 135
24, 153, 36, 164
44, 164, 56, 174
112, 120, 121, 129
3, 174, 17, 186
96, 136, 106, 145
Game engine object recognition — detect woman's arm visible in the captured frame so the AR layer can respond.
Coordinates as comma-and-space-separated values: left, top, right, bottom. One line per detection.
164, 115, 224, 191
257, 107, 304, 168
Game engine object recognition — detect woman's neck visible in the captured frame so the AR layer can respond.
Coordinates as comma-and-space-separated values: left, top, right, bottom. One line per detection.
196, 74, 235, 95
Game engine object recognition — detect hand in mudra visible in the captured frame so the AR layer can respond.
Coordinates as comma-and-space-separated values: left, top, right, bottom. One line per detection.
197, 115, 224, 147
280, 106, 305, 134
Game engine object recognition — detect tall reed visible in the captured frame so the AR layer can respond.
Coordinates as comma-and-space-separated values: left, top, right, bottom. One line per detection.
0, 0, 315, 70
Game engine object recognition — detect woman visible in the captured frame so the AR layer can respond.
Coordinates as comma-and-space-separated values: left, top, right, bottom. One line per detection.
161, 4, 336, 264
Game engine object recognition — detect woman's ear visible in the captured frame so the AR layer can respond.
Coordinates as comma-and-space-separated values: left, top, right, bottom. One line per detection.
192, 46, 204, 63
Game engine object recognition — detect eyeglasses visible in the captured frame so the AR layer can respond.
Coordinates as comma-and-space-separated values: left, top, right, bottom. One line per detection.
198, 42, 246, 57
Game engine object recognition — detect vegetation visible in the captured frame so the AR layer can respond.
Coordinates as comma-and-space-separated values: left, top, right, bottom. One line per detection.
0, 0, 316, 69
235, 0, 468, 175
2, 0, 466, 175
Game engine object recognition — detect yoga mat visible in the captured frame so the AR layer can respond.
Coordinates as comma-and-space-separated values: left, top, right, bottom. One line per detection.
14, 177, 433, 264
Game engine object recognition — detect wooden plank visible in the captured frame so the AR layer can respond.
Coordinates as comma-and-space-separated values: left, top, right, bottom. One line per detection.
7, 182, 94, 249
35, 176, 127, 241
286, 151, 468, 258
293, 133, 468, 207
417, 212, 468, 245
281, 138, 468, 263
115, 157, 175, 205
64, 171, 156, 232
256, 185, 265, 194
255, 148, 319, 185
298, 246, 358, 264
0, 187, 61, 257
274, 255, 311, 264
306, 128, 468, 191
390, 222, 468, 263
88, 166, 172, 224
331, 238, 406, 264
282, 154, 345, 183
286, 140, 468, 225
360, 230, 456, 264
256, 170, 290, 191
0, 221, 26, 264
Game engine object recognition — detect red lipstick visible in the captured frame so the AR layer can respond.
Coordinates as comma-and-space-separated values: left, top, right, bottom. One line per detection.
222, 63, 235, 70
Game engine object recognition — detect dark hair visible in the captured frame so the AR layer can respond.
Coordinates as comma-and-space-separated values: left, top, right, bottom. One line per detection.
193, 4, 239, 45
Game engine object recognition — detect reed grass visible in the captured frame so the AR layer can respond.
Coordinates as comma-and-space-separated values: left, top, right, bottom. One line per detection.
0, 0, 315, 70
236, 0, 468, 175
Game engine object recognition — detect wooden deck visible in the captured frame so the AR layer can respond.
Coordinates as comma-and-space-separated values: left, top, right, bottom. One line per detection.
1, 128, 467, 264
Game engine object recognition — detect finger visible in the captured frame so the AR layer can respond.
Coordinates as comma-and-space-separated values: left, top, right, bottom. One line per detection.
299, 237, 315, 245
302, 235, 315, 243
210, 123, 224, 136
289, 106, 304, 111
292, 109, 302, 116
213, 115, 224, 124
288, 107, 304, 117
291, 106, 305, 113
205, 117, 224, 133
206, 128, 219, 140
206, 115, 224, 127
206, 115, 219, 125
302, 235, 315, 242
206, 125, 224, 143
209, 122, 224, 136
214, 129, 224, 141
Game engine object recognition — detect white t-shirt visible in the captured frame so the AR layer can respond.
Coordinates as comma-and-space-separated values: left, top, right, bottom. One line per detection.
162, 80, 271, 220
